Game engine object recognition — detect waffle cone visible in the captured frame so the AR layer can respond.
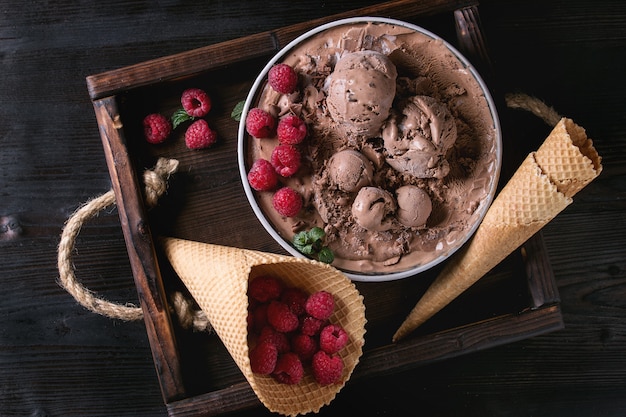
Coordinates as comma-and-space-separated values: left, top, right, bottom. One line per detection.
161, 237, 366, 416
393, 118, 602, 342
534, 118, 601, 198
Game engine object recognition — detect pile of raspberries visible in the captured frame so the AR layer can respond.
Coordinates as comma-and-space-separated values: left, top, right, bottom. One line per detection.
247, 275, 349, 386
142, 87, 217, 149
245, 64, 308, 218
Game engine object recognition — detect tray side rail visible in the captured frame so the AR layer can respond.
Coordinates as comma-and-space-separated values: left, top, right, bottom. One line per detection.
92, 96, 187, 403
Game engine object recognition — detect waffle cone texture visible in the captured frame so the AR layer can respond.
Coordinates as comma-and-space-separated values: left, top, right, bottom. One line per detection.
161, 237, 367, 416
393, 118, 602, 342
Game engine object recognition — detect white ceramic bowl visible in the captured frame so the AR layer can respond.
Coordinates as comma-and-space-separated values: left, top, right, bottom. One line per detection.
238, 17, 501, 282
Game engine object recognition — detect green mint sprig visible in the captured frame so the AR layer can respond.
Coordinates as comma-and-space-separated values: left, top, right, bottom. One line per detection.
171, 108, 194, 130
231, 100, 245, 121
293, 227, 334, 264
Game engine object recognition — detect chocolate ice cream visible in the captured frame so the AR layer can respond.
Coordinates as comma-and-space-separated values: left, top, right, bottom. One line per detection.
382, 95, 457, 179
351, 187, 396, 232
241, 19, 500, 279
395, 185, 432, 228
327, 149, 374, 193
327, 50, 397, 138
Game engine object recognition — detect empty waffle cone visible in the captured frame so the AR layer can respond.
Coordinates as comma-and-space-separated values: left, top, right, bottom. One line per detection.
161, 237, 366, 416
393, 118, 602, 342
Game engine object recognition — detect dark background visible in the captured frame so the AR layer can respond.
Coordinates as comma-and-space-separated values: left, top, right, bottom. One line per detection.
2, 1, 625, 416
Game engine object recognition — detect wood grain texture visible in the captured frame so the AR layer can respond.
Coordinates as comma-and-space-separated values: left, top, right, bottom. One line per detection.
85, 0, 477, 99
1, 0, 625, 416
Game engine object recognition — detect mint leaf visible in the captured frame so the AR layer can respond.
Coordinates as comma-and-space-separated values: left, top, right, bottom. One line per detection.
231, 100, 245, 121
318, 247, 334, 264
300, 244, 315, 256
292, 227, 334, 263
308, 226, 325, 243
293, 231, 309, 251
171, 108, 193, 129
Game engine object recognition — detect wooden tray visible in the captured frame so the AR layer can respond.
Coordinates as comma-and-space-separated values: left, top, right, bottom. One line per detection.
86, 1, 564, 415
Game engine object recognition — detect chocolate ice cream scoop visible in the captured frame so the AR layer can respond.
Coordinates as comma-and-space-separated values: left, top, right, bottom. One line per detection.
382, 95, 457, 179
327, 149, 374, 192
351, 187, 396, 232
326, 50, 397, 138
395, 185, 432, 227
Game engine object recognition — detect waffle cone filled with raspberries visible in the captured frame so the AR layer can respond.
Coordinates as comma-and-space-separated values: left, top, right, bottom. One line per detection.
161, 237, 367, 416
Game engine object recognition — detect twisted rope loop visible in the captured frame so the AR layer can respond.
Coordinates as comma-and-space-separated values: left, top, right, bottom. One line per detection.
57, 157, 210, 332
505, 93, 562, 127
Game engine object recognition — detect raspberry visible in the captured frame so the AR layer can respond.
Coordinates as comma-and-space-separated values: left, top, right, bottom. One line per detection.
246, 107, 276, 138
247, 159, 279, 191
291, 333, 318, 362
271, 145, 301, 177
280, 287, 308, 316
250, 340, 278, 375
319, 324, 348, 354
312, 351, 344, 385
267, 300, 299, 333
259, 326, 290, 354
181, 88, 212, 117
268, 64, 298, 94
247, 274, 351, 385
143, 113, 171, 144
305, 291, 335, 321
277, 115, 307, 145
272, 353, 304, 385
272, 187, 303, 217
300, 315, 326, 336
249, 303, 269, 334
249, 275, 283, 303
185, 119, 217, 149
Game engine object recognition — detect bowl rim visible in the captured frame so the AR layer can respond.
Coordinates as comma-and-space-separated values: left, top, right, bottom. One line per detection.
237, 16, 502, 282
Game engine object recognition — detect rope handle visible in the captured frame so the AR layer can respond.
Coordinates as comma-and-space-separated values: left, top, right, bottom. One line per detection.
57, 157, 211, 332
504, 92, 562, 127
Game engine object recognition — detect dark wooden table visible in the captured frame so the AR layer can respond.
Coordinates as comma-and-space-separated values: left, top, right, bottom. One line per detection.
2, 1, 625, 416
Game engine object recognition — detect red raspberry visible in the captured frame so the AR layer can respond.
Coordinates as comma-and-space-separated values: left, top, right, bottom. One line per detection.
272, 353, 304, 385
249, 275, 283, 303
272, 187, 302, 217
291, 333, 318, 362
247, 159, 279, 191
312, 351, 344, 385
143, 113, 171, 144
268, 64, 298, 94
277, 115, 307, 145
181, 88, 212, 117
305, 291, 335, 321
249, 303, 269, 334
319, 324, 348, 354
246, 108, 276, 138
300, 315, 326, 336
280, 287, 308, 316
250, 340, 278, 375
258, 326, 290, 354
267, 301, 299, 333
271, 145, 301, 177
185, 119, 217, 149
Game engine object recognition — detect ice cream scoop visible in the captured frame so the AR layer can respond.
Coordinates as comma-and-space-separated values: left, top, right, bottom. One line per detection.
351, 187, 396, 232
326, 50, 397, 138
328, 149, 374, 192
382, 95, 457, 179
395, 185, 432, 227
